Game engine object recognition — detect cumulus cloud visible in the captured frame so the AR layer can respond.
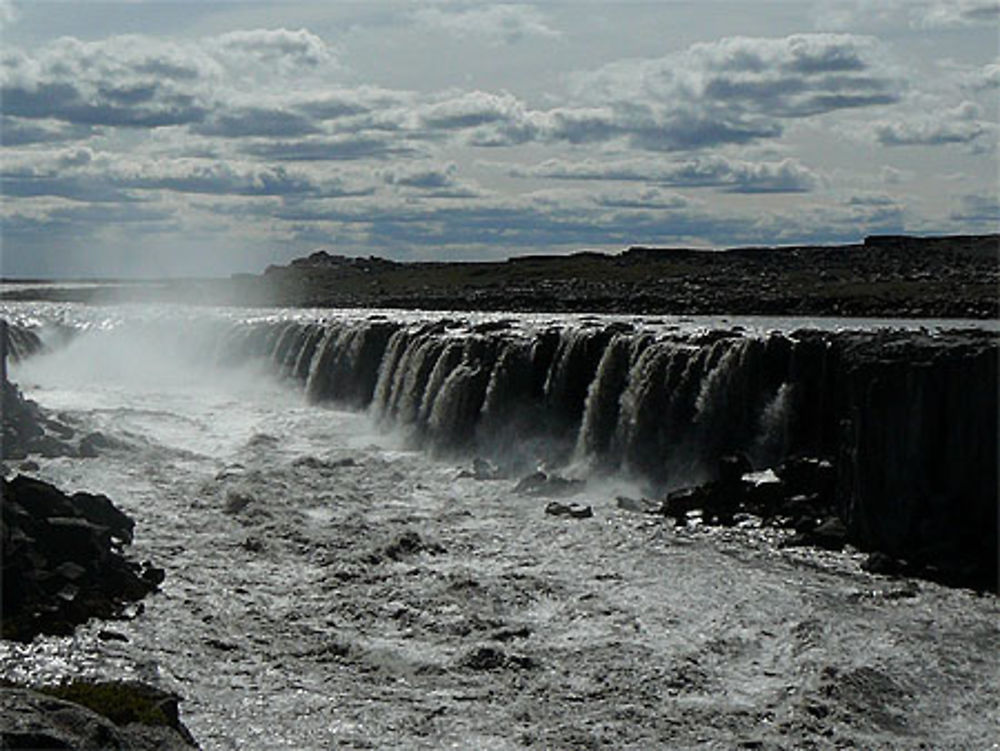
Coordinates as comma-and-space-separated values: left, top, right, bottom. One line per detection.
960, 60, 1000, 91
411, 4, 560, 45
0, 116, 94, 146
379, 162, 459, 189
241, 133, 421, 161
574, 33, 899, 115
558, 33, 900, 150
0, 30, 901, 156
192, 107, 320, 138
213, 28, 336, 70
1, 147, 374, 199
593, 187, 690, 210
873, 101, 992, 147
0, 28, 339, 130
505, 155, 819, 193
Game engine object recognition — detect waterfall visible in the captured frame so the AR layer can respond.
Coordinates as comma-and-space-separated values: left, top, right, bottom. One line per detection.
7, 308, 995, 586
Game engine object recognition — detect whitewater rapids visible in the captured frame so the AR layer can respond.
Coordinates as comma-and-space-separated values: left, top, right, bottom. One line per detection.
1, 302, 998, 750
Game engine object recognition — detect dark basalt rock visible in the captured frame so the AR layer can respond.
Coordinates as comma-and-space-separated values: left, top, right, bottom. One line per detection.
1, 475, 161, 642
2, 379, 46, 460
365, 530, 445, 564
782, 516, 849, 552
2, 378, 118, 461
0, 682, 199, 750
544, 501, 593, 519
514, 471, 585, 497
834, 331, 998, 590
457, 645, 537, 671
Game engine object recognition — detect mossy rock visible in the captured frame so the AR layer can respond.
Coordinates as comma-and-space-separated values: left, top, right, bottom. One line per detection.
38, 680, 178, 728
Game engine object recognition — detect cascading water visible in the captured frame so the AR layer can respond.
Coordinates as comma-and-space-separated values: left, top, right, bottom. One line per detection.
3, 302, 998, 750
6, 308, 987, 492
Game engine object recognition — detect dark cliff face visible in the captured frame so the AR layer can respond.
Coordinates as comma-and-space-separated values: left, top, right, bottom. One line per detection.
832, 333, 998, 587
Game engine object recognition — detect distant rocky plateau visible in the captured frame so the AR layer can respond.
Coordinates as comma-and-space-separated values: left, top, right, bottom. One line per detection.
2, 234, 998, 318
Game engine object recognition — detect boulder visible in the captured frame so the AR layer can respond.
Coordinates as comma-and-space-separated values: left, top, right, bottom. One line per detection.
514, 471, 585, 497
544, 501, 593, 519
0, 682, 199, 750
1, 475, 161, 642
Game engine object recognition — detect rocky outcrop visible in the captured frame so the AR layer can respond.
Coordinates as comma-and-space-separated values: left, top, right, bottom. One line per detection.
2, 378, 123, 462
1, 379, 46, 460
834, 331, 998, 589
0, 681, 199, 750
1, 474, 164, 642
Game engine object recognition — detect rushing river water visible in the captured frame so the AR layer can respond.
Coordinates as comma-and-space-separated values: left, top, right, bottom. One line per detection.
2, 302, 998, 750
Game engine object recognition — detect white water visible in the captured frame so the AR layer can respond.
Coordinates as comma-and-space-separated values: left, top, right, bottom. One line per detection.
2, 302, 999, 750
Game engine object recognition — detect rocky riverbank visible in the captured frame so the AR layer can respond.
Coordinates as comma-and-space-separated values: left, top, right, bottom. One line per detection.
1, 681, 198, 750
1, 374, 199, 748
0, 472, 199, 748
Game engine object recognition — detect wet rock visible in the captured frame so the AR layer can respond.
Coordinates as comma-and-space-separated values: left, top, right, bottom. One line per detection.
78, 431, 122, 458
246, 432, 279, 448
718, 453, 752, 486
367, 530, 445, 564
457, 645, 537, 671
0, 682, 199, 750
775, 456, 835, 504
861, 551, 911, 577
490, 625, 532, 642
783, 517, 849, 551
662, 483, 739, 525
1, 379, 44, 459
292, 455, 357, 471
98, 629, 129, 642
25, 432, 76, 458
740, 469, 784, 517
223, 490, 253, 515
1, 475, 161, 642
544, 501, 593, 519
458, 457, 503, 480
615, 496, 660, 514
44, 418, 75, 439
514, 471, 585, 497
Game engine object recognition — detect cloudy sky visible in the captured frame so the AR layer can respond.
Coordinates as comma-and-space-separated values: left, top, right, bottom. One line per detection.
1, 0, 997, 278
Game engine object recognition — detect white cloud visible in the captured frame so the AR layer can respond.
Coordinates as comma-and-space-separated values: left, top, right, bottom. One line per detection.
593, 186, 690, 210
505, 155, 820, 193
873, 100, 994, 148
0, 147, 376, 199
0, 29, 341, 130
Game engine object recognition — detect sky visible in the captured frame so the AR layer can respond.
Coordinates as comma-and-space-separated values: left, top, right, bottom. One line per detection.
1, 0, 998, 278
